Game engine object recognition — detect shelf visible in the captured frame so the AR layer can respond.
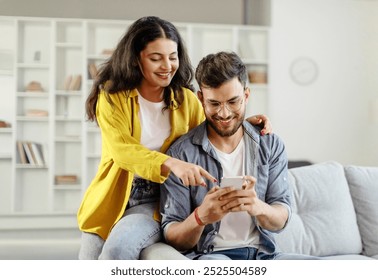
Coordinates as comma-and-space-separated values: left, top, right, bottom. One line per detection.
55, 90, 81, 96
55, 116, 82, 121
0, 69, 13, 76
54, 185, 81, 191
16, 164, 47, 169
2, 16, 269, 220
16, 116, 49, 121
87, 127, 100, 133
87, 153, 101, 159
0, 153, 12, 159
87, 54, 110, 60
55, 136, 81, 142
0, 128, 12, 133
16, 63, 49, 69
55, 42, 82, 48
243, 59, 269, 65
17, 91, 48, 97
249, 84, 269, 90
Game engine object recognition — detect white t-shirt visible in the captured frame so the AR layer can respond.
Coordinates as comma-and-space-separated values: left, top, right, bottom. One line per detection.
211, 138, 259, 251
137, 92, 171, 152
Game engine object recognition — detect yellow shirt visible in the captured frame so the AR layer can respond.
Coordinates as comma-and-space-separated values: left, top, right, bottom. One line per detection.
77, 88, 205, 239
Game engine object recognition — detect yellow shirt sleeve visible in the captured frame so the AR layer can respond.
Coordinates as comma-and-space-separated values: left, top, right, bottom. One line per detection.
97, 90, 170, 183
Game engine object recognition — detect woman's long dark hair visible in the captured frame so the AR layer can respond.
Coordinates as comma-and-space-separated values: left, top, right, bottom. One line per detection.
86, 16, 194, 121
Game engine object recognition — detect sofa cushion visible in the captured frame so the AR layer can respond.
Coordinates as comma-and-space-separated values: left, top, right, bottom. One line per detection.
275, 161, 362, 257
344, 165, 378, 257
140, 242, 189, 260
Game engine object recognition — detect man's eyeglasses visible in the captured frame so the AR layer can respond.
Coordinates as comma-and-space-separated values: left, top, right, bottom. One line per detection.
204, 95, 244, 114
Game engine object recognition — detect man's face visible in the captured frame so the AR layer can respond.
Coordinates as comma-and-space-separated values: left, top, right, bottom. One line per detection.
199, 77, 249, 137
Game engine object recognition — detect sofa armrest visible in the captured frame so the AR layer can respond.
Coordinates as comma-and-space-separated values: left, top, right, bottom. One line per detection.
140, 242, 189, 260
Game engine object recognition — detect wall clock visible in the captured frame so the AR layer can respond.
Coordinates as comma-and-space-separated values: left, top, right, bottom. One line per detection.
289, 57, 319, 85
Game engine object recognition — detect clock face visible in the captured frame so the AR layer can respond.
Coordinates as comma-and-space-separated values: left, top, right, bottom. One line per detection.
289, 57, 319, 85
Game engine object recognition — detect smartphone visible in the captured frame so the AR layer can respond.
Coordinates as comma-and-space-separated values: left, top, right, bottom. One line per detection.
220, 176, 244, 189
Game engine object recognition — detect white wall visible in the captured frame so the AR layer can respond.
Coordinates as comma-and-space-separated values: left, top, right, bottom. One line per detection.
269, 0, 378, 166
0, 0, 245, 24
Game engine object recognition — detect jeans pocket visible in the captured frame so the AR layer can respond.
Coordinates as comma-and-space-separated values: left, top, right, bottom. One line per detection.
128, 178, 160, 208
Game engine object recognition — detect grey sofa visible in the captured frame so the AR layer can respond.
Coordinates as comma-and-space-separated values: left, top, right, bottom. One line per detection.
141, 161, 378, 260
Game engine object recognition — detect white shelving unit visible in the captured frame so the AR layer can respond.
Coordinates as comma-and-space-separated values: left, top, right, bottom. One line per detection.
0, 18, 16, 216
0, 16, 270, 228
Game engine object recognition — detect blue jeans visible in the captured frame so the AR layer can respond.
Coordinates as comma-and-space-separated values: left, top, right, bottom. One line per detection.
79, 178, 161, 260
194, 247, 258, 260
193, 247, 320, 260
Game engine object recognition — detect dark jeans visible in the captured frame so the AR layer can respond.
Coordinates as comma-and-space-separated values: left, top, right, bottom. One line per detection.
213, 247, 258, 260
127, 177, 160, 208
191, 247, 320, 260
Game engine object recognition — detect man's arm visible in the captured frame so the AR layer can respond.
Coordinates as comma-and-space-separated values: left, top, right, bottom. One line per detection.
164, 213, 205, 251
164, 186, 235, 251
251, 202, 289, 231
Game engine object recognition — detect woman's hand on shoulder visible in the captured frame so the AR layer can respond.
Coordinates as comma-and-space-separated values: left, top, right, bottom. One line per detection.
246, 114, 272, 136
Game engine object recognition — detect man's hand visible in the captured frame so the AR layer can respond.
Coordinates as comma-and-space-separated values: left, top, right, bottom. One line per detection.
219, 175, 289, 231
164, 186, 235, 250
219, 175, 262, 216
196, 186, 236, 225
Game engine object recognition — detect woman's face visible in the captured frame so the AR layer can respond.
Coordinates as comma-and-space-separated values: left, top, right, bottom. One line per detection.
138, 38, 179, 89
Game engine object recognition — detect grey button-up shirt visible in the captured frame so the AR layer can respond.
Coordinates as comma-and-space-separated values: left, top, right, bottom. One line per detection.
160, 120, 291, 259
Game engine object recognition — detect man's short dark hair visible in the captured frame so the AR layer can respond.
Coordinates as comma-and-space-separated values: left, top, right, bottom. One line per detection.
195, 51, 248, 89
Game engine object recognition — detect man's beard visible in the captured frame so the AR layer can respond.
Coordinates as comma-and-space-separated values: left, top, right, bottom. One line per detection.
207, 112, 244, 137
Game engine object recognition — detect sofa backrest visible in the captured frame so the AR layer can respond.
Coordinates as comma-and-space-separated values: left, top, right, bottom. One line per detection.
274, 161, 362, 257
344, 165, 378, 258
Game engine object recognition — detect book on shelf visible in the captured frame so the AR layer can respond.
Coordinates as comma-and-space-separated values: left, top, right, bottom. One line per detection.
22, 142, 35, 164
30, 142, 45, 165
63, 74, 82, 91
25, 109, 48, 117
88, 63, 98, 79
69, 74, 82, 91
63, 75, 72, 91
26, 142, 38, 164
248, 71, 267, 84
55, 174, 78, 185
101, 49, 114, 56
16, 141, 45, 166
17, 141, 27, 164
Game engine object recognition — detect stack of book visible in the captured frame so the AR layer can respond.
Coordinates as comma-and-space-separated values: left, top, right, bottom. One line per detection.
248, 71, 267, 84
16, 141, 45, 166
63, 74, 82, 91
55, 175, 78, 185
25, 109, 48, 117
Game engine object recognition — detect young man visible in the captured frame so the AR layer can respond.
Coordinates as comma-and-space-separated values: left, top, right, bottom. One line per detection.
160, 52, 316, 260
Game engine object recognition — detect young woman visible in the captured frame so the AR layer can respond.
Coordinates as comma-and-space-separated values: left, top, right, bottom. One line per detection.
77, 16, 271, 260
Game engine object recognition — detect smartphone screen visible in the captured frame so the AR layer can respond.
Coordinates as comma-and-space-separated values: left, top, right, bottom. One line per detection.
220, 176, 244, 189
